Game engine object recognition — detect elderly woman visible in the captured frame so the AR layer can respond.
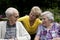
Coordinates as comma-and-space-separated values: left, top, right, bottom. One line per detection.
34, 11, 60, 40
18, 6, 42, 40
0, 7, 31, 40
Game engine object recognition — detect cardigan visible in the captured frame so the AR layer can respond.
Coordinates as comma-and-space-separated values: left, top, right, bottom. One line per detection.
0, 21, 31, 40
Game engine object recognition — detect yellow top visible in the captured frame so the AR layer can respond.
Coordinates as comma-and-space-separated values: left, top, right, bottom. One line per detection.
18, 15, 42, 34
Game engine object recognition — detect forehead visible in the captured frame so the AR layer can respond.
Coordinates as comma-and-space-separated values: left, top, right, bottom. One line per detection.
42, 15, 48, 19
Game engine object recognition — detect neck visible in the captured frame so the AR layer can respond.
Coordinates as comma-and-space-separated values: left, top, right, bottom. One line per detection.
29, 18, 36, 22
8, 20, 16, 25
46, 22, 52, 29
29, 19, 35, 26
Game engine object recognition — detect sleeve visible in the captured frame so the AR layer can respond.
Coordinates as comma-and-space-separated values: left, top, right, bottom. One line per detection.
37, 18, 42, 25
36, 25, 42, 37
39, 19, 42, 24
17, 22, 31, 40
0, 21, 4, 39
57, 23, 60, 37
0, 22, 2, 39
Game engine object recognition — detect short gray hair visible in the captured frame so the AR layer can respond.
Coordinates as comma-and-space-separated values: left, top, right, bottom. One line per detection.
41, 11, 54, 21
5, 7, 19, 17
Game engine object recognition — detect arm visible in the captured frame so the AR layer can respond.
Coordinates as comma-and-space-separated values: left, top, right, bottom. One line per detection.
17, 22, 31, 40
34, 25, 42, 40
52, 23, 60, 40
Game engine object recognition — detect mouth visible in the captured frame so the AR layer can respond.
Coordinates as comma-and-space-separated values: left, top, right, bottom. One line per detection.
15, 20, 17, 21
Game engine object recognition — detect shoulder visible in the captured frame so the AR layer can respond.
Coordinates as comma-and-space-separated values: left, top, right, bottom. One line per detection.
38, 24, 44, 30
18, 15, 29, 21
16, 21, 24, 28
0, 21, 7, 24
16, 21, 26, 30
52, 22, 60, 30
16, 21, 23, 25
36, 18, 42, 22
36, 18, 42, 24
0, 21, 7, 29
53, 22, 60, 27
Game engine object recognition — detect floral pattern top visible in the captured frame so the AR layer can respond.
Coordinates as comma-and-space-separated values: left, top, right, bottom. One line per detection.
36, 22, 60, 40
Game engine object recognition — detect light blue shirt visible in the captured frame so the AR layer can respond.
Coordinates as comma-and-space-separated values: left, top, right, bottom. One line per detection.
4, 22, 16, 39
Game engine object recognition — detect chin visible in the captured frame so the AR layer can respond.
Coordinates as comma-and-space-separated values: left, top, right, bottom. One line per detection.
30, 19, 32, 21
14, 20, 16, 22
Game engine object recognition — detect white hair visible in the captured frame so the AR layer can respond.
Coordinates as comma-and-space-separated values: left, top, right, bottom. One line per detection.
41, 11, 54, 21
5, 7, 19, 17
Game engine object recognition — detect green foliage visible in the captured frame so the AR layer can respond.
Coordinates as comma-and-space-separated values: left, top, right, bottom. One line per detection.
44, 7, 60, 22
0, 0, 60, 22
0, 18, 8, 21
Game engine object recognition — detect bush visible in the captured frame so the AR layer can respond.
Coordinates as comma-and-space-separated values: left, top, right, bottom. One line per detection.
43, 7, 60, 22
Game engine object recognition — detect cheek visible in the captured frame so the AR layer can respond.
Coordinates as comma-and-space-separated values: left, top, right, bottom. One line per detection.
9, 17, 14, 20
29, 14, 32, 18
12, 17, 15, 19
42, 20, 47, 24
30, 15, 34, 19
11, 17, 16, 21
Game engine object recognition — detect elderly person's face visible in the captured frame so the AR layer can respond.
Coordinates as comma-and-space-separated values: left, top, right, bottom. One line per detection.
29, 11, 39, 21
42, 15, 51, 26
9, 13, 19, 22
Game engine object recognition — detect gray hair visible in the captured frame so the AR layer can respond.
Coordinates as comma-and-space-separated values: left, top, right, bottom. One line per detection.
41, 11, 54, 21
5, 7, 19, 17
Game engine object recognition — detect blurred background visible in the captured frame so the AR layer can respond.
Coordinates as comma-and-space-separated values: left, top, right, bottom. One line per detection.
0, 0, 60, 22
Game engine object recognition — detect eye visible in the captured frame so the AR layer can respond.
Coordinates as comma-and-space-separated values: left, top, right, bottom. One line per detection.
14, 16, 19, 18
36, 15, 38, 18
42, 18, 45, 20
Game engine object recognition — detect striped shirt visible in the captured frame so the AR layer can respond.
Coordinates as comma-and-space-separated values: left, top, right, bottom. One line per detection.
4, 22, 16, 39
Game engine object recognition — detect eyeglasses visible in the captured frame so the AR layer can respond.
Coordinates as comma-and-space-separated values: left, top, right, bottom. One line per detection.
14, 16, 19, 18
